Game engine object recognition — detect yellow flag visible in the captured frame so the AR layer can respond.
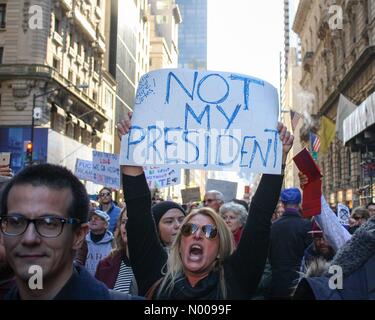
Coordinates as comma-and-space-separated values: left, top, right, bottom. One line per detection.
318, 116, 336, 154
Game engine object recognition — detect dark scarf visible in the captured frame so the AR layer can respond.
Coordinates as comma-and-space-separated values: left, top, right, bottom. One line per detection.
90, 232, 105, 243
156, 270, 221, 300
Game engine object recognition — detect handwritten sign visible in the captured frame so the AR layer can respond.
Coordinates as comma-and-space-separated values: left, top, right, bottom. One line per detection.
75, 159, 93, 181
206, 179, 238, 202
144, 166, 181, 188
181, 187, 201, 204
120, 69, 282, 174
92, 151, 120, 190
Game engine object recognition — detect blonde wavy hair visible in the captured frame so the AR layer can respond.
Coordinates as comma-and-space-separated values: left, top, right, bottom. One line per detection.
157, 207, 234, 299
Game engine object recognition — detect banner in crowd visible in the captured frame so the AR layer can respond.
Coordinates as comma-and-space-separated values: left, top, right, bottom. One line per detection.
92, 151, 121, 190
206, 179, 238, 202
120, 68, 282, 174
181, 187, 201, 204
144, 166, 181, 188
337, 203, 350, 225
75, 159, 93, 181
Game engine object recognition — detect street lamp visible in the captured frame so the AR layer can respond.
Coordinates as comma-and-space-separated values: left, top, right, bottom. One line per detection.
29, 83, 88, 165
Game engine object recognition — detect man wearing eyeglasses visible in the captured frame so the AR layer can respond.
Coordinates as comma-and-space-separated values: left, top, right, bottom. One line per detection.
98, 187, 121, 233
0, 164, 140, 300
203, 190, 224, 213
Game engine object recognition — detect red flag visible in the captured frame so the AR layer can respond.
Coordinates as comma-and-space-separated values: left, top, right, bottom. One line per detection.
293, 148, 322, 218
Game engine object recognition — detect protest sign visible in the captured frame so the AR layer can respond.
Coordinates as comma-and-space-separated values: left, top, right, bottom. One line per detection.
120, 69, 282, 174
206, 179, 238, 202
181, 187, 201, 204
75, 159, 93, 181
92, 151, 120, 189
337, 203, 350, 225
144, 166, 181, 188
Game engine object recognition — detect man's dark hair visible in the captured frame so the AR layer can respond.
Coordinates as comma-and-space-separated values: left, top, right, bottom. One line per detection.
231, 199, 249, 212
0, 164, 89, 224
99, 187, 112, 194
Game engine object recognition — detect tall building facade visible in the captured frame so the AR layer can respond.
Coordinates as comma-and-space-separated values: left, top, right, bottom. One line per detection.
176, 0, 207, 195
0, 0, 116, 193
280, 0, 303, 188
293, 0, 375, 207
109, 0, 150, 153
149, 0, 181, 69
176, 0, 207, 70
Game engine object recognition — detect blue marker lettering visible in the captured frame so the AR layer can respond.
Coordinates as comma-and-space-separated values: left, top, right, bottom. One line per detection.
165, 71, 198, 104
164, 127, 182, 164
216, 134, 241, 166
240, 136, 256, 167
216, 104, 242, 130
146, 125, 163, 162
249, 138, 273, 168
265, 129, 279, 168
184, 103, 211, 130
197, 74, 230, 104
229, 74, 264, 110
127, 126, 146, 160
183, 130, 200, 164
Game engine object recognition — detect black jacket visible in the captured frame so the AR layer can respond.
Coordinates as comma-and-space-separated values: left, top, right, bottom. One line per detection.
269, 209, 312, 298
123, 172, 283, 299
5, 264, 142, 300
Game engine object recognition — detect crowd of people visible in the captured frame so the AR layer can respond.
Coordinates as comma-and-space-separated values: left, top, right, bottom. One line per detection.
0, 114, 374, 300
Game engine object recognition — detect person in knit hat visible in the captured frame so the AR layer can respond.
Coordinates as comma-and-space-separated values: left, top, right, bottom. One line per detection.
300, 220, 335, 275
151, 201, 186, 247
269, 187, 312, 299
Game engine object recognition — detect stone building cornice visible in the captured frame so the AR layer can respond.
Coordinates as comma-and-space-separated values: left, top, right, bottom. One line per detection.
319, 45, 375, 116
292, 0, 311, 35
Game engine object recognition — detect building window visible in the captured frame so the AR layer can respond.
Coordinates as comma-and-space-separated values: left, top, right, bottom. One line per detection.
93, 59, 100, 73
69, 32, 74, 48
156, 1, 169, 10
97, 0, 101, 7
52, 57, 60, 71
84, 47, 89, 62
0, 4, 6, 29
156, 15, 168, 24
77, 42, 81, 56
76, 75, 81, 86
93, 91, 98, 102
68, 70, 73, 82
0, 47, 3, 64
54, 17, 60, 34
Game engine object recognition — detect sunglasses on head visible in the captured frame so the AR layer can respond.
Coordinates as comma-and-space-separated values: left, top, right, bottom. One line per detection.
180, 223, 218, 239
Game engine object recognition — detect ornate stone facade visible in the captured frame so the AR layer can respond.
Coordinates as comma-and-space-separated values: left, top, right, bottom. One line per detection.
293, 0, 375, 207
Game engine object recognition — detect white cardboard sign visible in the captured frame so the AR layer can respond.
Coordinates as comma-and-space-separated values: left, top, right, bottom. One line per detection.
120, 69, 281, 174
92, 151, 120, 190
144, 166, 181, 188
75, 159, 93, 181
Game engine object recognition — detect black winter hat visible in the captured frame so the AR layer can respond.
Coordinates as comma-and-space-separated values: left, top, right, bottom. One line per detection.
151, 201, 186, 226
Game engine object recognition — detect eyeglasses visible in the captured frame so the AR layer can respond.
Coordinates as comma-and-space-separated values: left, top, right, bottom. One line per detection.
180, 223, 218, 239
0, 215, 81, 238
100, 192, 111, 197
